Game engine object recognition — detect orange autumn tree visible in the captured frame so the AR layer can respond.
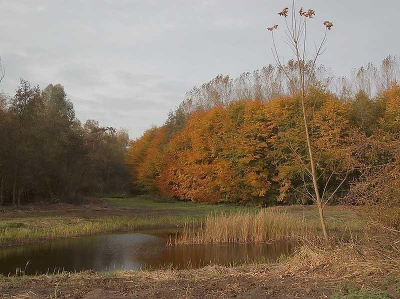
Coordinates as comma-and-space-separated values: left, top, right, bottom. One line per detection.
136, 126, 168, 193
378, 84, 400, 136
130, 90, 357, 207
128, 126, 167, 193
343, 85, 400, 227
264, 89, 356, 205
158, 100, 278, 203
219, 100, 277, 203
157, 108, 226, 202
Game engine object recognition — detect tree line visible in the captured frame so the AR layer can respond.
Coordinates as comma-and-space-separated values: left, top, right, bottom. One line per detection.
129, 57, 399, 212
0, 79, 131, 206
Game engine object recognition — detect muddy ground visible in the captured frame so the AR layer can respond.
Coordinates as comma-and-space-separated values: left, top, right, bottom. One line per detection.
2, 259, 399, 299
0, 264, 341, 299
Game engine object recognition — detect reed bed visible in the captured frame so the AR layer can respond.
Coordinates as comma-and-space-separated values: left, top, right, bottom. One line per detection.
174, 208, 317, 244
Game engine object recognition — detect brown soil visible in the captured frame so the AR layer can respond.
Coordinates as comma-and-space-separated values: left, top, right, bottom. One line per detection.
0, 265, 337, 299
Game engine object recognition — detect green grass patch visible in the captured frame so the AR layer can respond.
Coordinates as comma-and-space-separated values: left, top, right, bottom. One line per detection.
0, 222, 25, 229
0, 215, 186, 247
102, 195, 256, 214
332, 275, 400, 299
331, 289, 392, 299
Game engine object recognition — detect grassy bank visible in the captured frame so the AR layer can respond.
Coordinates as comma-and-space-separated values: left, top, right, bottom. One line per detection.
0, 195, 367, 247
0, 195, 256, 247
0, 216, 177, 247
1, 233, 399, 298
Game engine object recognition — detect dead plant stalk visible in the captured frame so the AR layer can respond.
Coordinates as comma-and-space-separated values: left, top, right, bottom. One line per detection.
268, 1, 337, 242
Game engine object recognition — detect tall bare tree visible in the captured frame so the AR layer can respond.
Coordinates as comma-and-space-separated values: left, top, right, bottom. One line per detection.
267, 1, 335, 241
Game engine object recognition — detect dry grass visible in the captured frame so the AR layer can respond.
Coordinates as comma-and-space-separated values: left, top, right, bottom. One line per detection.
174, 208, 317, 244
366, 206, 400, 231
282, 230, 400, 284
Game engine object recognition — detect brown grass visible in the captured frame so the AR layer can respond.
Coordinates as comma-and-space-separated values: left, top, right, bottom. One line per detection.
283, 230, 400, 284
174, 208, 317, 244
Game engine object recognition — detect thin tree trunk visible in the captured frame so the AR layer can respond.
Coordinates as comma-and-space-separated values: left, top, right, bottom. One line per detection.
12, 166, 18, 207
17, 187, 24, 207
65, 161, 72, 198
12, 149, 20, 207
296, 38, 329, 241
106, 169, 110, 193
74, 169, 87, 202
300, 96, 329, 241
269, 2, 331, 242
0, 174, 5, 206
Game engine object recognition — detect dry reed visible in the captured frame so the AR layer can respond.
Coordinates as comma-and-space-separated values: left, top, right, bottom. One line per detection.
283, 230, 400, 283
174, 208, 317, 244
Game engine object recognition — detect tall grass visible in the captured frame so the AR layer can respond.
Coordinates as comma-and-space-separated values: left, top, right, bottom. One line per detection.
174, 208, 317, 244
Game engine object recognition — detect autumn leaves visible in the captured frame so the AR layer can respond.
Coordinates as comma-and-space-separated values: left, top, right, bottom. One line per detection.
130, 87, 390, 204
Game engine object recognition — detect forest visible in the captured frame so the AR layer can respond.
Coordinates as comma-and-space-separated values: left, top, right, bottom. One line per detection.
129, 56, 400, 226
0, 79, 131, 206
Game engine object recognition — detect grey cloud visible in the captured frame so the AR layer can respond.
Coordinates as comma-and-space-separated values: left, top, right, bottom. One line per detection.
57, 64, 106, 87
0, 0, 399, 138
94, 95, 171, 112
113, 71, 162, 88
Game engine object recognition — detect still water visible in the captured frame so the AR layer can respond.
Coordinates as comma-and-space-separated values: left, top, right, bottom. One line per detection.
0, 232, 294, 275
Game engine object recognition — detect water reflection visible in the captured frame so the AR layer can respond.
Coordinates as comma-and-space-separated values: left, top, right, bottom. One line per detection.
0, 233, 294, 275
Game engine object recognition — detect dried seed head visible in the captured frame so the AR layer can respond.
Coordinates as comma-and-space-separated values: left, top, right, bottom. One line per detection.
304, 9, 315, 18
267, 24, 279, 31
324, 21, 334, 30
278, 7, 289, 18
299, 7, 305, 16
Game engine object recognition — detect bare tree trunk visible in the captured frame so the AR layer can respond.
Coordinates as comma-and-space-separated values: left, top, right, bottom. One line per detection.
17, 187, 24, 207
65, 161, 72, 198
74, 169, 87, 202
299, 55, 329, 242
300, 97, 329, 241
106, 169, 110, 193
0, 174, 5, 206
12, 151, 19, 207
12, 179, 17, 206
12, 166, 18, 207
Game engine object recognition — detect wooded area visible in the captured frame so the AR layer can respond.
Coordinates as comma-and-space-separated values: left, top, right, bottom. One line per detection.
0, 80, 131, 206
129, 57, 400, 224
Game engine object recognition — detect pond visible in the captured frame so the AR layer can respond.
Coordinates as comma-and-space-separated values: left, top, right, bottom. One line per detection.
0, 232, 294, 275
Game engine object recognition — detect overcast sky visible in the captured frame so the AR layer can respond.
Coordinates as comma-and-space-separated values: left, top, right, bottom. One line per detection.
1, 0, 399, 138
